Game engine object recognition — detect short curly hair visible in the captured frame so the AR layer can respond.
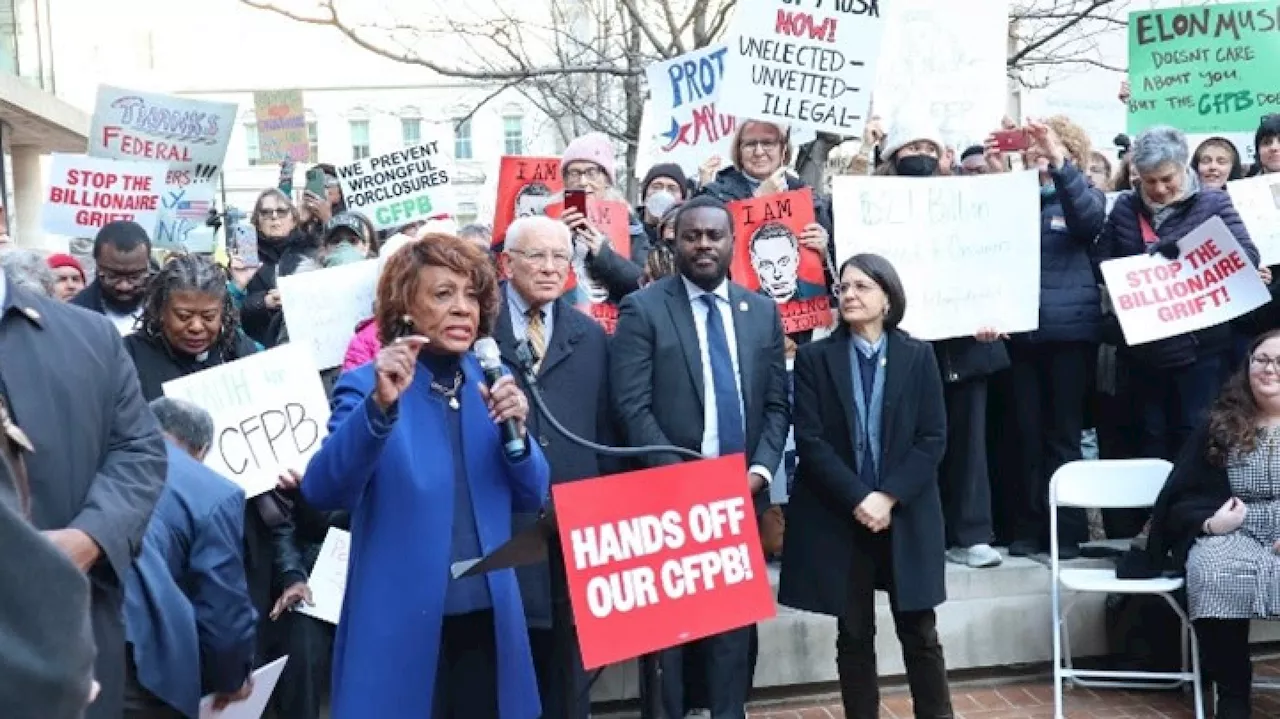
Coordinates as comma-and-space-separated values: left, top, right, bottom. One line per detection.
1042, 115, 1093, 168
375, 233, 500, 346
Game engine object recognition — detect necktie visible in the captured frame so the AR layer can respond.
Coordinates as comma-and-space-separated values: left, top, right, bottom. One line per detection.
856, 349, 879, 486
700, 294, 745, 456
526, 308, 546, 374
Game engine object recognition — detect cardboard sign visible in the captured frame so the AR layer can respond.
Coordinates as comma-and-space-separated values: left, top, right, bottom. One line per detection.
198, 656, 288, 719
727, 188, 830, 334
719, 0, 885, 136
544, 198, 633, 333
296, 528, 349, 626
254, 89, 309, 163
88, 85, 236, 186
1127, 2, 1280, 136
336, 141, 457, 230
155, 184, 216, 251
833, 171, 1042, 341
1227, 174, 1280, 266
162, 345, 331, 498
493, 156, 562, 247
41, 154, 167, 237
874, 0, 1008, 149
642, 44, 737, 175
553, 455, 776, 670
278, 259, 378, 370
1100, 216, 1268, 346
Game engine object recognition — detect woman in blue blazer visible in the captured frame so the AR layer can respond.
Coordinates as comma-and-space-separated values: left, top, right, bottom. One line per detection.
302, 233, 550, 719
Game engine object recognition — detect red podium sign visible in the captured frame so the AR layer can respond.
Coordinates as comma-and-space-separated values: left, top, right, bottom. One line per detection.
551, 455, 777, 669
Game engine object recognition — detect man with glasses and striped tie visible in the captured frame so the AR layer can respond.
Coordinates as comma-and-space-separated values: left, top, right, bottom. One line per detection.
494, 214, 614, 719
610, 194, 791, 719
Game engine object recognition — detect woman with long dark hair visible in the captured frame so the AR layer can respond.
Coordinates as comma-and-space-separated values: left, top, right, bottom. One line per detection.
241, 188, 319, 347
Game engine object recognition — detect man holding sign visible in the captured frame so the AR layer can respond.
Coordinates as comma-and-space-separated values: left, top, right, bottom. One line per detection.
611, 195, 790, 718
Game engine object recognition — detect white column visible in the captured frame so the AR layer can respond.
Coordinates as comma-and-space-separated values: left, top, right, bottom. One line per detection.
10, 145, 51, 250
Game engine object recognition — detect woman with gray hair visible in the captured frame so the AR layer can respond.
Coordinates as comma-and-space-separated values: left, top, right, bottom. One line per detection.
1095, 125, 1262, 464
0, 249, 57, 297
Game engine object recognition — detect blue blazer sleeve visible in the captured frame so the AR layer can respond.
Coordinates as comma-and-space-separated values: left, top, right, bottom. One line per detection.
302, 368, 394, 511
191, 491, 257, 694
504, 438, 550, 513
879, 347, 947, 506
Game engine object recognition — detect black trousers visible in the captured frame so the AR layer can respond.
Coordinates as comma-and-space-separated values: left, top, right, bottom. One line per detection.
837, 528, 952, 719
262, 611, 332, 719
528, 542, 589, 719
123, 649, 184, 719
940, 377, 994, 548
659, 625, 752, 719
1008, 342, 1090, 547
434, 610, 500, 719
1196, 618, 1252, 718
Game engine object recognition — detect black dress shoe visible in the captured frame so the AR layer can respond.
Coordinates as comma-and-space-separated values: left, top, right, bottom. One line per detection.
1009, 539, 1039, 557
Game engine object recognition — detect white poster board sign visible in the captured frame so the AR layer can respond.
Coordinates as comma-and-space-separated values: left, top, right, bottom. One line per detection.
1227, 174, 1280, 266
1100, 216, 1268, 346
833, 171, 1041, 340
199, 656, 288, 719
297, 528, 350, 626
279, 260, 378, 370
874, 0, 1008, 150
719, 0, 885, 136
336, 142, 457, 230
641, 44, 737, 176
41, 154, 167, 237
162, 345, 330, 498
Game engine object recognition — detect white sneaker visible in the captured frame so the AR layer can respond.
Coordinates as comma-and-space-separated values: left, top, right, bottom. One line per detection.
684, 711, 712, 718
946, 544, 1003, 568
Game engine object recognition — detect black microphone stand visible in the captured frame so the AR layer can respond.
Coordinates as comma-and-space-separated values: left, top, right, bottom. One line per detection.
512, 340, 701, 719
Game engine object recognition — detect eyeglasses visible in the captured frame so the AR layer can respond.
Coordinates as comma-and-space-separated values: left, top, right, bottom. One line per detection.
833, 280, 881, 296
564, 166, 603, 183
509, 249, 572, 267
1251, 355, 1280, 374
98, 267, 151, 286
740, 140, 780, 153
258, 207, 290, 219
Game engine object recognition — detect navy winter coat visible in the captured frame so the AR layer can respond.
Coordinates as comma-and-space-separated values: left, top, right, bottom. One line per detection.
1095, 188, 1259, 368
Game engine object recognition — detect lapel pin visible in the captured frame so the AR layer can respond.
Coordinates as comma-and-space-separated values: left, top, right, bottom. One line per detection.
21, 307, 39, 322
738, 301, 749, 312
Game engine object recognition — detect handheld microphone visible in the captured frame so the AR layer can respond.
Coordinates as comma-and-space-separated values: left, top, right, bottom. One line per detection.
474, 337, 527, 461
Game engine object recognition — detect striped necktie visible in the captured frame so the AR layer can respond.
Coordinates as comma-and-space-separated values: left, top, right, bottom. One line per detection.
526, 308, 547, 374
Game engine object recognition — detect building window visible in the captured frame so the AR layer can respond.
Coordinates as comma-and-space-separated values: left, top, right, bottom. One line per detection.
455, 118, 473, 160
457, 202, 479, 225
503, 115, 524, 156
401, 118, 422, 147
245, 124, 260, 166
349, 120, 371, 160
306, 120, 319, 163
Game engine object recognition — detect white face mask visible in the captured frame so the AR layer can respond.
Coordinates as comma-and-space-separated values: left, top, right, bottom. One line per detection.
645, 190, 677, 218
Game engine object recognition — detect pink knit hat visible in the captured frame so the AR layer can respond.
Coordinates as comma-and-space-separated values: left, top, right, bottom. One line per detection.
560, 132, 616, 184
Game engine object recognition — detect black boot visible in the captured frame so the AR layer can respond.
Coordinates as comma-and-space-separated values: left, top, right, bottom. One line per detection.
1215, 684, 1251, 719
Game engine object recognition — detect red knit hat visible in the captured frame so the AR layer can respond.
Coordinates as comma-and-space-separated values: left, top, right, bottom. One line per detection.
47, 253, 85, 282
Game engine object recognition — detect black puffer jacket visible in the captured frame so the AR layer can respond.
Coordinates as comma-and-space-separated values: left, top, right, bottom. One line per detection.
241, 229, 318, 347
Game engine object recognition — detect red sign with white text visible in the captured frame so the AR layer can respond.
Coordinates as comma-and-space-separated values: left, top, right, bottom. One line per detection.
552, 455, 776, 669
492, 156, 563, 248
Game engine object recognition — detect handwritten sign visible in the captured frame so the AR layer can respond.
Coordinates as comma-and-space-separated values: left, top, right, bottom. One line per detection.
88, 85, 236, 187
254, 89, 309, 163
278, 260, 378, 370
1101, 216, 1268, 345
643, 44, 737, 175
336, 141, 457, 230
493, 156, 562, 248
720, 0, 885, 136
154, 183, 216, 251
545, 198, 632, 333
833, 171, 1041, 341
874, 0, 1008, 148
162, 345, 331, 498
727, 188, 830, 334
41, 154, 166, 237
1227, 174, 1280, 266
1127, 2, 1280, 136
553, 455, 776, 670
199, 656, 288, 719
297, 529, 349, 626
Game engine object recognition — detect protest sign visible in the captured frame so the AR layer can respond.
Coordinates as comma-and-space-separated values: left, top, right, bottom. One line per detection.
727, 188, 831, 334
297, 528, 350, 626
1227, 174, 1280, 266
1127, 2, 1280, 136
544, 198, 632, 333
279, 259, 378, 370
88, 85, 236, 187
493, 156, 562, 247
874, 0, 1008, 149
336, 142, 457, 230
199, 656, 288, 719
254, 89, 309, 163
1100, 216, 1268, 346
643, 44, 737, 174
553, 455, 776, 669
833, 171, 1041, 341
41, 154, 166, 237
719, 0, 885, 136
162, 345, 330, 498
154, 183, 217, 251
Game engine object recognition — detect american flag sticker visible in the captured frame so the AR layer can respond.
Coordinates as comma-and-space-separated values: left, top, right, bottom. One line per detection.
175, 200, 210, 220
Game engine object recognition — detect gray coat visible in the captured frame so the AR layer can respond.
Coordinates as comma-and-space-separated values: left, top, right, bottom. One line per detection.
0, 284, 168, 719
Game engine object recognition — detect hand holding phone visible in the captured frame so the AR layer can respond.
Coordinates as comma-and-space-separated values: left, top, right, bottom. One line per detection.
305, 168, 328, 199
992, 129, 1030, 153
232, 223, 261, 268
564, 189, 588, 216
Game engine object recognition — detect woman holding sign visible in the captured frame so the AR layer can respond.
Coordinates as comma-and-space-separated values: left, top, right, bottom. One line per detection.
302, 233, 549, 719
779, 253, 953, 719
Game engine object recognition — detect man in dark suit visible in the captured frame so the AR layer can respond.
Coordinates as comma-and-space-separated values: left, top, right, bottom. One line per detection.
70, 220, 154, 335
0, 270, 168, 719
495, 214, 612, 719
610, 195, 790, 719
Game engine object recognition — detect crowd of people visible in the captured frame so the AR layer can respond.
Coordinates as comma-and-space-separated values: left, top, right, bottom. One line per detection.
3, 95, 1280, 719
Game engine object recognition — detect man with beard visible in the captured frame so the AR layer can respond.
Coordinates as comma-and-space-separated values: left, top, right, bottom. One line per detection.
72, 221, 153, 335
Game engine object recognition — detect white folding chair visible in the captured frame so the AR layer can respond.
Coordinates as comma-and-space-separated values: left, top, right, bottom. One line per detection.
1050, 459, 1204, 719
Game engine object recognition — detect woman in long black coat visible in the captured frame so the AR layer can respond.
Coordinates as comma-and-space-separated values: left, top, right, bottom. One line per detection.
778, 254, 952, 719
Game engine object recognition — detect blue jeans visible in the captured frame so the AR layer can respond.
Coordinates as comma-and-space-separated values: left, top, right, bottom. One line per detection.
1130, 353, 1226, 461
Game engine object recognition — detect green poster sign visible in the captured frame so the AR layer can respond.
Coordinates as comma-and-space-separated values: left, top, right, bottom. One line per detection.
1127, 2, 1280, 136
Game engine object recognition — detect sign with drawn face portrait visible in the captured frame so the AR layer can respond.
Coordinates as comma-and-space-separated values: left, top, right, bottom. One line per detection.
728, 188, 831, 334
544, 197, 633, 333
494, 156, 563, 248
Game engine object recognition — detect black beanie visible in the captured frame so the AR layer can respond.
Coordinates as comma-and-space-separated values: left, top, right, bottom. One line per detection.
1256, 114, 1280, 158
641, 163, 689, 199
